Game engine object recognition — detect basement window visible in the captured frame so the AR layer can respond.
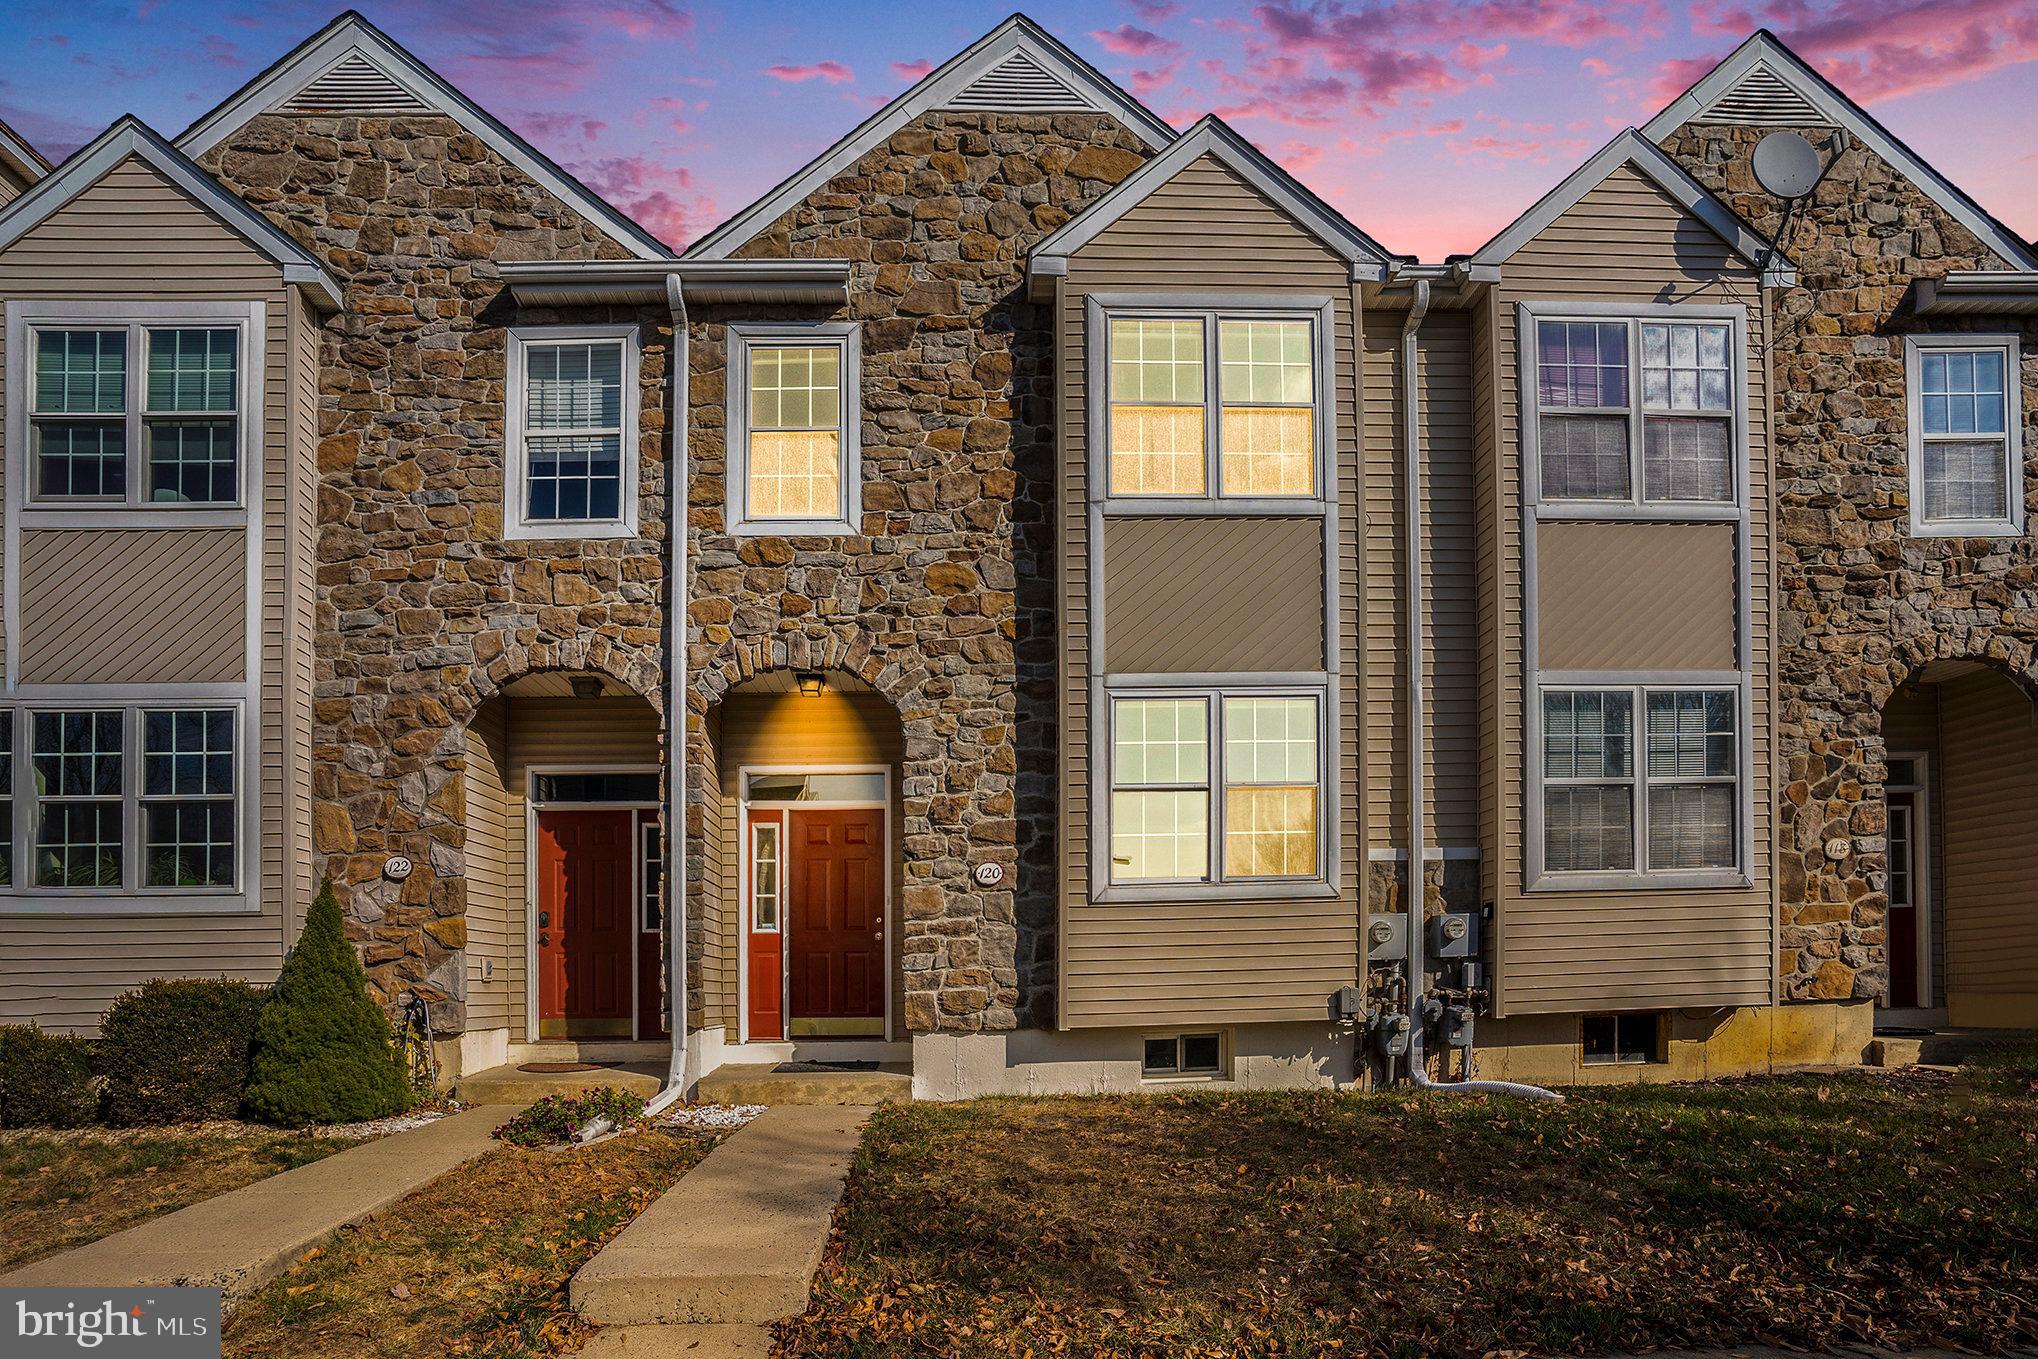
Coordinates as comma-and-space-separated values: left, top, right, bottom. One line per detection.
1142, 1031, 1224, 1080
1581, 1012, 1663, 1066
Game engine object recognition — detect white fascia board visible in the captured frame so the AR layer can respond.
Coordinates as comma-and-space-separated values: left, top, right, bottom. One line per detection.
175, 13, 671, 261
1029, 116, 1396, 282
0, 117, 344, 309
1642, 30, 2038, 271
683, 14, 1177, 261
0, 122, 47, 185
1469, 127, 1787, 285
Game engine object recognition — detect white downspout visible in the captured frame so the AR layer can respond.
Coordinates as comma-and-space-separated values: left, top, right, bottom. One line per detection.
1397, 278, 1558, 1103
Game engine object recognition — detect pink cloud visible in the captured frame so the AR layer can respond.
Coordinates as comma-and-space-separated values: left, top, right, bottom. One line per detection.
765, 61, 854, 84
1125, 0, 1181, 18
1091, 24, 1179, 57
515, 111, 611, 145
1129, 63, 1180, 97
891, 59, 935, 80
570, 154, 716, 248
1580, 56, 1614, 76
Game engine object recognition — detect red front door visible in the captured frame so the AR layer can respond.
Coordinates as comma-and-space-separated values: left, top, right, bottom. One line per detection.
788, 809, 885, 1034
537, 809, 636, 1038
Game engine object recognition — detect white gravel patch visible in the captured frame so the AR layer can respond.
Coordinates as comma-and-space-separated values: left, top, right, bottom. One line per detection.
319, 1109, 449, 1139
657, 1103, 765, 1131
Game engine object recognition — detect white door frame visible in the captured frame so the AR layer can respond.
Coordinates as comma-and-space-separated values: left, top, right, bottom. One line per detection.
736, 764, 893, 1044
1886, 751, 1933, 1010
524, 763, 662, 1043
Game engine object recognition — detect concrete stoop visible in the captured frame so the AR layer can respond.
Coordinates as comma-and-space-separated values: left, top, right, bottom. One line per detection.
576, 1323, 773, 1358
456, 1060, 664, 1105
572, 1103, 870, 1335
694, 1063, 910, 1106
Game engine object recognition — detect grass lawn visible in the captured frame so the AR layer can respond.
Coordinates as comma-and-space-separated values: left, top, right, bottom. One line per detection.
222, 1125, 725, 1359
0, 1125, 368, 1272
780, 1048, 2038, 1359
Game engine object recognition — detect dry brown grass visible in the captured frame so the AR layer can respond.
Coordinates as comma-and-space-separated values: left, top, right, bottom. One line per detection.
0, 1124, 365, 1271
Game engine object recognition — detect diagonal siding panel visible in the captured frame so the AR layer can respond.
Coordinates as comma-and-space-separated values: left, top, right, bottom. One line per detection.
1537, 520, 1737, 673
1103, 517, 1324, 674
20, 528, 246, 684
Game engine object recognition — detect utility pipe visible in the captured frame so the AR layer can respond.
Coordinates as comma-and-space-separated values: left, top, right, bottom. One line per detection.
1396, 278, 1559, 1103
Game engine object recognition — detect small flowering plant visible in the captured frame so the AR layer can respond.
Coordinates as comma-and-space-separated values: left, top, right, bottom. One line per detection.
493, 1085, 648, 1148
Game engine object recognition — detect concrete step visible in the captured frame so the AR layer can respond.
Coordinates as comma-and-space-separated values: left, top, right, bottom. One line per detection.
456, 1060, 664, 1105
696, 1063, 910, 1106
577, 1324, 772, 1358
507, 1040, 671, 1065
572, 1104, 869, 1326
1866, 1036, 1923, 1068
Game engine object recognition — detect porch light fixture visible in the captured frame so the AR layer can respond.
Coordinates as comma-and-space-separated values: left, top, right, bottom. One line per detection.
796, 671, 825, 698
569, 676, 604, 700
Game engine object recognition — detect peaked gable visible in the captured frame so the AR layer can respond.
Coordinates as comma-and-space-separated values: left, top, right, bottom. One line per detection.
684, 14, 1176, 261
1471, 128, 1790, 287
175, 11, 669, 260
1643, 31, 2036, 270
0, 118, 49, 188
1030, 116, 1396, 284
0, 117, 342, 307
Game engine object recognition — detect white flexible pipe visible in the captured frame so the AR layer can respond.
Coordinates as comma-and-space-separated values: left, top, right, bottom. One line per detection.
1397, 277, 1560, 1104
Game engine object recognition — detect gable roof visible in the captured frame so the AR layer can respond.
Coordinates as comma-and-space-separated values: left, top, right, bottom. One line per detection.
175, 10, 670, 261
1642, 30, 2038, 270
683, 13, 1177, 261
0, 117, 51, 186
1029, 115, 1397, 285
1469, 127, 1792, 288
0, 116, 343, 308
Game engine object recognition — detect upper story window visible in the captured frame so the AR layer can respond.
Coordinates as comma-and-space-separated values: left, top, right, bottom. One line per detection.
30, 324, 241, 506
1105, 311, 1322, 502
1907, 335, 2024, 537
505, 326, 640, 540
1533, 316, 1737, 507
727, 322, 861, 536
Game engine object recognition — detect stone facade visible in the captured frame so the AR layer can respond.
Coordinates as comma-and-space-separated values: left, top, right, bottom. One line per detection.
1664, 124, 2038, 1002
198, 114, 673, 1027
687, 110, 1148, 1032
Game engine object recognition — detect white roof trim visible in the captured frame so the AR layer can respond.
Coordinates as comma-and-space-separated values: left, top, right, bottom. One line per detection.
1471, 128, 1794, 289
1643, 30, 2038, 270
1029, 116, 1395, 282
0, 117, 343, 308
684, 14, 1176, 261
175, 11, 670, 261
0, 120, 47, 186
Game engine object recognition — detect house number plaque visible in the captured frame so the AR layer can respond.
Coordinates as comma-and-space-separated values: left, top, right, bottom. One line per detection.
385, 854, 415, 881
972, 861, 1005, 887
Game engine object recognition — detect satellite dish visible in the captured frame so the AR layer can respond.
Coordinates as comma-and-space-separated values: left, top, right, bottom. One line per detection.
1752, 130, 1823, 200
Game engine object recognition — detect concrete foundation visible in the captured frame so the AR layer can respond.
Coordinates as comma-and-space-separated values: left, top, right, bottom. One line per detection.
911, 1023, 1358, 1100
1471, 1000, 1876, 1086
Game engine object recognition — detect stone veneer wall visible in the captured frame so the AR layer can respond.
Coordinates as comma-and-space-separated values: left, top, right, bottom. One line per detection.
200, 114, 673, 1029
1663, 124, 2038, 1002
689, 110, 1147, 1033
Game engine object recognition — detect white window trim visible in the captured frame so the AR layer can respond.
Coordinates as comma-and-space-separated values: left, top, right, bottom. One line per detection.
1905, 333, 2025, 538
1526, 307, 1746, 516
725, 322, 862, 537
0, 696, 255, 914
1527, 680, 1751, 893
504, 324, 642, 541
1085, 293, 1335, 515
1095, 676, 1337, 905
5, 300, 263, 528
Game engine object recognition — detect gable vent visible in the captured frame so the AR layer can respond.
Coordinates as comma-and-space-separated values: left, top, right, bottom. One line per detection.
1697, 62, 1832, 127
943, 50, 1098, 113
271, 53, 430, 116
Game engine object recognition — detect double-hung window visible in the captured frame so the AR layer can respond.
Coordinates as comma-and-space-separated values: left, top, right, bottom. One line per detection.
1108, 690, 1325, 891
1539, 686, 1739, 882
29, 322, 244, 506
1906, 335, 2023, 536
728, 323, 861, 535
10, 706, 240, 894
1534, 316, 1736, 506
505, 326, 640, 539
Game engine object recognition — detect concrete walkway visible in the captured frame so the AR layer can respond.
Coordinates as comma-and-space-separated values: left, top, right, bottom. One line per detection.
572, 1104, 871, 1357
1, 1104, 515, 1301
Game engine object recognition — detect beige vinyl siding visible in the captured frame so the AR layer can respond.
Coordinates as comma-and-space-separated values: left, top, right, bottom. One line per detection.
1362, 309, 1480, 851
713, 690, 903, 1039
0, 153, 309, 1033
1879, 684, 1945, 1004
1936, 670, 2038, 1025
1489, 162, 1774, 1016
1536, 521, 1737, 673
1058, 152, 1361, 1027
0, 165, 28, 207
463, 698, 516, 1032
693, 705, 725, 1034
281, 291, 319, 943
19, 529, 246, 683
1102, 517, 1324, 674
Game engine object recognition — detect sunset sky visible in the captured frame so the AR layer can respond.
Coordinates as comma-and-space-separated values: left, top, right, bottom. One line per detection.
2, 0, 2034, 258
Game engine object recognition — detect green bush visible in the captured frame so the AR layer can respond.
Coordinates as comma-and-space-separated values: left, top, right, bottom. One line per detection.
493, 1086, 648, 1148
0, 1024, 99, 1128
99, 979, 267, 1125
242, 878, 410, 1128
